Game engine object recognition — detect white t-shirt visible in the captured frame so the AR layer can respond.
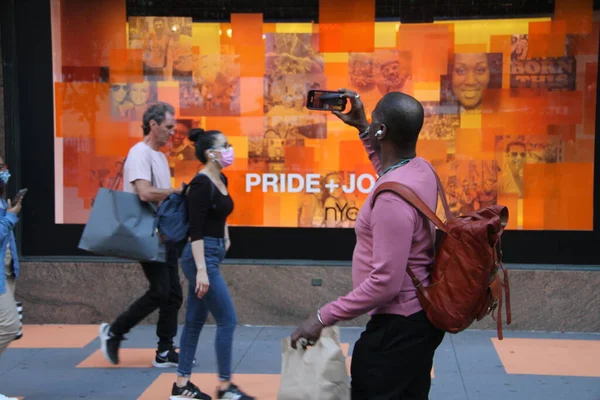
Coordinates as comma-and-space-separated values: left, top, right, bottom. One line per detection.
123, 141, 172, 194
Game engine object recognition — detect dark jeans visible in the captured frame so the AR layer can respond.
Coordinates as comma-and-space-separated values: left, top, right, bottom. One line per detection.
177, 238, 238, 379
110, 246, 183, 352
350, 311, 445, 400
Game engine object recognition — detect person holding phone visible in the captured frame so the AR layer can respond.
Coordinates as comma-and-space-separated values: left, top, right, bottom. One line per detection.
0, 157, 24, 400
291, 89, 445, 400
169, 128, 253, 400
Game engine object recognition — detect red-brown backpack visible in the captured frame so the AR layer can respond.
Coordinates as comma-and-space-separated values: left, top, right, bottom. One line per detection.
372, 169, 512, 339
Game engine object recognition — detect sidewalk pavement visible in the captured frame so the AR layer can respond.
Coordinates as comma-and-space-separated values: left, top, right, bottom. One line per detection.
0, 325, 599, 400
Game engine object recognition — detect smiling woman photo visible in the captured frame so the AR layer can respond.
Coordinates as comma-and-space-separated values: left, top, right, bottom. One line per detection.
452, 53, 490, 109
441, 52, 503, 113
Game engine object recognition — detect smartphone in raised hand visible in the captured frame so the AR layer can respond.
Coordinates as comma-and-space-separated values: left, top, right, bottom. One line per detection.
306, 90, 348, 112
12, 188, 28, 204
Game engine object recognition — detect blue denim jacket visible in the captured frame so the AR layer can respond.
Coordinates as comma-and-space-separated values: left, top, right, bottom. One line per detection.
0, 198, 19, 295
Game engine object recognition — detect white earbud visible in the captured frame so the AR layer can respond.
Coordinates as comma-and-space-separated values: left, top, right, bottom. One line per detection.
375, 130, 383, 138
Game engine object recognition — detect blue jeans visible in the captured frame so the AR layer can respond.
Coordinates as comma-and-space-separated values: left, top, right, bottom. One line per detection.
177, 237, 238, 380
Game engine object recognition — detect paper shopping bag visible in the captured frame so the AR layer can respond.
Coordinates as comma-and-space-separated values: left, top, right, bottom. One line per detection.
277, 326, 350, 400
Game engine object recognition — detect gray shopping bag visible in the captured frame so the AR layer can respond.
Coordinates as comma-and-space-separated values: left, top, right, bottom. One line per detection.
278, 326, 350, 400
78, 187, 166, 263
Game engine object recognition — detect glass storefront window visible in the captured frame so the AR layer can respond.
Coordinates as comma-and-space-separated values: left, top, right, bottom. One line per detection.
51, 0, 599, 231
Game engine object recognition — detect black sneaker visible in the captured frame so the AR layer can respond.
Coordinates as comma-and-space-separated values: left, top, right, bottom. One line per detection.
170, 381, 212, 399
153, 348, 178, 368
153, 347, 196, 368
217, 383, 254, 400
99, 323, 124, 365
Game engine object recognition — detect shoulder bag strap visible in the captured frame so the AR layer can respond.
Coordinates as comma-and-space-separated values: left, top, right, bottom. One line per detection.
109, 157, 127, 191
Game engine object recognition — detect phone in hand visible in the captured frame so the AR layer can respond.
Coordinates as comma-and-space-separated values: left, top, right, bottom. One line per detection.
306, 90, 347, 112
12, 188, 28, 204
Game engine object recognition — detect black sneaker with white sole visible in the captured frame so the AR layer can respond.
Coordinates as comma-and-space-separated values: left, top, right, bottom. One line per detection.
99, 323, 124, 365
217, 383, 255, 400
170, 381, 212, 399
153, 348, 180, 368
153, 347, 196, 368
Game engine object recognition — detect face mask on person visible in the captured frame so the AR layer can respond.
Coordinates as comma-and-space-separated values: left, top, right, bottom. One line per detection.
218, 147, 234, 168
0, 170, 11, 186
210, 146, 234, 169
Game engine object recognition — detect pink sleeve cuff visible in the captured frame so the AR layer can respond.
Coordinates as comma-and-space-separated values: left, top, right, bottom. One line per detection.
319, 303, 338, 326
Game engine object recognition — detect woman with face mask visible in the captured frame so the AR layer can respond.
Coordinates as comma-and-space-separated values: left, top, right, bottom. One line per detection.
170, 129, 254, 400
0, 159, 23, 400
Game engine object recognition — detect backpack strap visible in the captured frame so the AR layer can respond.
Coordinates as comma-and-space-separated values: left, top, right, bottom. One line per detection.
496, 283, 504, 340
423, 163, 453, 222
371, 181, 446, 305
181, 182, 190, 196
405, 267, 436, 307
500, 262, 512, 325
208, 173, 227, 208
497, 237, 512, 325
196, 172, 226, 208
371, 182, 447, 233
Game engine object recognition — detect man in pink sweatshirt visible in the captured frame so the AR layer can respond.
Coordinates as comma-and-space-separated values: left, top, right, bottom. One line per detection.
291, 89, 445, 399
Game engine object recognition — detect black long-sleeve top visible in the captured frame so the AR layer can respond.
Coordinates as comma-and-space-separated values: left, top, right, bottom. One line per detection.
187, 173, 234, 241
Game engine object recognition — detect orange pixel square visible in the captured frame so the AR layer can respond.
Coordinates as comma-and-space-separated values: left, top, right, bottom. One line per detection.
492, 338, 600, 377
9, 325, 99, 349
319, 0, 375, 52
77, 349, 157, 368
138, 373, 281, 400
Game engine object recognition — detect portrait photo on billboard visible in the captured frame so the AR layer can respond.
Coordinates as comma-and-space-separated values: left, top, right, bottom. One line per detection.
128, 16, 194, 82
348, 49, 413, 96
419, 102, 460, 141
440, 52, 503, 113
179, 55, 241, 116
494, 134, 564, 198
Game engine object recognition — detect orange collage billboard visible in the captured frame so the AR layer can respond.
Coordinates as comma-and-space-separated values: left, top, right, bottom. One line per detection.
52, 0, 598, 230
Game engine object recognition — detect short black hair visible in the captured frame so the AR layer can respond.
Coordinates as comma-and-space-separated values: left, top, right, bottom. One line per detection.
374, 92, 424, 148
142, 102, 175, 136
188, 128, 223, 163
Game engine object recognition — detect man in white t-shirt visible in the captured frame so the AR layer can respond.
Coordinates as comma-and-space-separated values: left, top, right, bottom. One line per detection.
99, 102, 185, 369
